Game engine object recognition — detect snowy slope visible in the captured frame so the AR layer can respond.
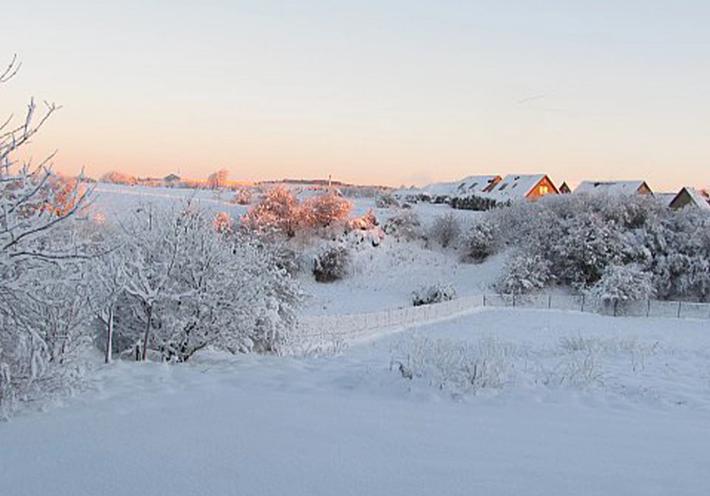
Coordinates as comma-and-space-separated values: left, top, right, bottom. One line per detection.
2, 308, 709, 496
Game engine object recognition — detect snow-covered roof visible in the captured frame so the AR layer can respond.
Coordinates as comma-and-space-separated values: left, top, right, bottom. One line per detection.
678, 187, 710, 211
574, 181, 650, 196
421, 175, 501, 198
393, 175, 501, 200
484, 174, 550, 201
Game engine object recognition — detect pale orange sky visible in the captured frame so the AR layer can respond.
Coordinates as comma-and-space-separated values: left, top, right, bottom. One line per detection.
4, 1, 710, 191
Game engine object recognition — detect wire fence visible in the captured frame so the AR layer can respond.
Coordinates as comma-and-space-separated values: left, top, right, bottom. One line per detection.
298, 293, 710, 344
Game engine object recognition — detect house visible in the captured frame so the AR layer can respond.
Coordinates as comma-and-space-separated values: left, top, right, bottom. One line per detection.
669, 187, 710, 211
485, 174, 559, 202
394, 175, 501, 203
163, 173, 181, 187
574, 180, 653, 196
558, 182, 571, 194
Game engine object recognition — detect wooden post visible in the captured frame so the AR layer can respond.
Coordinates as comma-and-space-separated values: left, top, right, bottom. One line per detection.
512, 294, 516, 307
483, 294, 486, 307
548, 295, 552, 309
677, 301, 682, 319
646, 299, 651, 317
581, 294, 585, 312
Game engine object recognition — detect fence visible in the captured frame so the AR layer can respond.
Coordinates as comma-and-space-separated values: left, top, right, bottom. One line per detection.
297, 293, 710, 345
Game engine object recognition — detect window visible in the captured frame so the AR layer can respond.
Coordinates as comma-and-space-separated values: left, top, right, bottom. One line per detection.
539, 185, 549, 195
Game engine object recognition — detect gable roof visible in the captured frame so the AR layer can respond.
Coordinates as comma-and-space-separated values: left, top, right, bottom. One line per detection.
485, 174, 553, 201
671, 187, 710, 211
574, 180, 651, 196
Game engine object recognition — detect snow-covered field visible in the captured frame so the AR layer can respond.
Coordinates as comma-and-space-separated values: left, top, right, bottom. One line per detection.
4, 184, 709, 495
3, 308, 709, 496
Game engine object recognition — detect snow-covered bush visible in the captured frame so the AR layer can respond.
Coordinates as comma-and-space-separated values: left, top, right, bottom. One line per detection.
496, 254, 553, 295
232, 188, 252, 205
427, 212, 461, 249
490, 194, 710, 300
383, 210, 422, 241
242, 186, 301, 237
106, 204, 302, 361
588, 264, 655, 314
376, 193, 399, 208
461, 221, 498, 263
411, 283, 456, 306
301, 192, 352, 230
313, 245, 351, 282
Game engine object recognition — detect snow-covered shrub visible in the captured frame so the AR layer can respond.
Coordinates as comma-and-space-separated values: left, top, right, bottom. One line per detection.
232, 188, 252, 205
313, 245, 351, 283
301, 192, 352, 230
489, 194, 710, 300
588, 264, 655, 314
108, 204, 302, 361
241, 186, 301, 237
461, 221, 498, 263
383, 210, 422, 241
411, 283, 456, 306
427, 212, 461, 249
376, 193, 399, 208
496, 254, 553, 295
391, 335, 513, 393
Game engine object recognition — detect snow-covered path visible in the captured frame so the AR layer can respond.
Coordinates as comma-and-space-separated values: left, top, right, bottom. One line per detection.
3, 309, 710, 496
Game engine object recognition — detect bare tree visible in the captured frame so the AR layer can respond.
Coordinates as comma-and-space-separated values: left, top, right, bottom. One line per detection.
0, 54, 94, 415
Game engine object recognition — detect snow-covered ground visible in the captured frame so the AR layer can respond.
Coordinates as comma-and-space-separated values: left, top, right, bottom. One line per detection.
3, 308, 709, 495
8, 184, 705, 495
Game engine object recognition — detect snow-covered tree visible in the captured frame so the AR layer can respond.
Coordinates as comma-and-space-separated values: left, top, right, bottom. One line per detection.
427, 213, 461, 249
206, 169, 229, 190
111, 203, 302, 361
0, 55, 94, 415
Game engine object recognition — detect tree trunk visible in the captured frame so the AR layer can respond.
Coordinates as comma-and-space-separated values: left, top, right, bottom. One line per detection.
141, 305, 153, 361
104, 305, 114, 364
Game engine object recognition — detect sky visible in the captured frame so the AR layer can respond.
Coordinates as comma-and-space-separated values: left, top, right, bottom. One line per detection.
3, 0, 709, 190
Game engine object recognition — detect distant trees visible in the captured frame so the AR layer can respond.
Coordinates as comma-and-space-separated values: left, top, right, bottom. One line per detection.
207, 169, 229, 189
100, 170, 137, 185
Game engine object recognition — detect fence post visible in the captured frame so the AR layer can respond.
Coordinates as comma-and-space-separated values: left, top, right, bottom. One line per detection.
646, 299, 651, 317
581, 294, 585, 312
677, 301, 682, 319
548, 295, 552, 309
483, 294, 486, 307
512, 294, 516, 307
